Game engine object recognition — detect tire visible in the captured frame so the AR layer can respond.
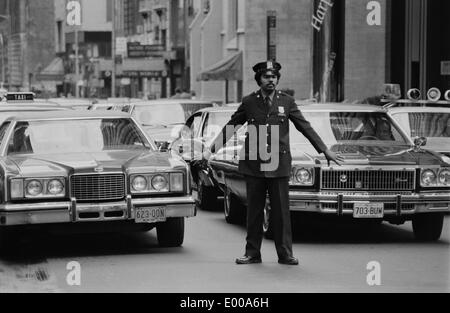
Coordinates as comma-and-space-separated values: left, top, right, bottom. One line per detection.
263, 202, 274, 240
157, 218, 185, 247
412, 213, 444, 242
197, 181, 218, 211
224, 187, 246, 225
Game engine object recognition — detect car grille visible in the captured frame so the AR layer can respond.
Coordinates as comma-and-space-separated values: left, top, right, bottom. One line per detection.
321, 170, 415, 191
71, 174, 126, 201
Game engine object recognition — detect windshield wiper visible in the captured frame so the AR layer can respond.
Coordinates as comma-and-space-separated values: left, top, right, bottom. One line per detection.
142, 124, 167, 128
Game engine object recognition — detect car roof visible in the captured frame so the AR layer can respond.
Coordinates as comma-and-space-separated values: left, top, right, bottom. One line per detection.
387, 106, 450, 114
131, 99, 216, 106
4, 110, 131, 122
297, 102, 385, 112
0, 105, 71, 112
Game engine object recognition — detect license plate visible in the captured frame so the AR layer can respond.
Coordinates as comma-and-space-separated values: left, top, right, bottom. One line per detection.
135, 207, 167, 223
353, 202, 384, 219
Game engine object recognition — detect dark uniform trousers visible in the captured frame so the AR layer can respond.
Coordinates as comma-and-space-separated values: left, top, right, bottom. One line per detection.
246, 175, 291, 259
211, 90, 327, 259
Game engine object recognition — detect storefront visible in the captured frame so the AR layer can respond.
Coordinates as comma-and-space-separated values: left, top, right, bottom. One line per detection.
388, 0, 450, 94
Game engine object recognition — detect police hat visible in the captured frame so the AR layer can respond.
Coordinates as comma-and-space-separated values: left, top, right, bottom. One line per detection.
252, 61, 282, 74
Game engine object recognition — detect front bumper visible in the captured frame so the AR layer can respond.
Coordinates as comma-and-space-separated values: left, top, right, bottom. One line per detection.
0, 196, 196, 226
288, 191, 450, 216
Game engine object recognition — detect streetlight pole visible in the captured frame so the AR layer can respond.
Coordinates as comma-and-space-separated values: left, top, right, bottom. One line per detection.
111, 0, 116, 98
75, 26, 79, 97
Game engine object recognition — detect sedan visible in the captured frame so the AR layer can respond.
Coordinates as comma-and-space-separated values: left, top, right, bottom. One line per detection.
0, 111, 195, 250
209, 103, 450, 241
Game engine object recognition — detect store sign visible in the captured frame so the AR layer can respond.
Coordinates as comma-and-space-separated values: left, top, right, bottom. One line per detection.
116, 37, 128, 56
123, 71, 163, 78
441, 61, 450, 76
127, 43, 165, 58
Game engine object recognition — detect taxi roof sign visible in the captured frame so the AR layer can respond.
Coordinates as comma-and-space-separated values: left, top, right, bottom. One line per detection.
5, 92, 35, 102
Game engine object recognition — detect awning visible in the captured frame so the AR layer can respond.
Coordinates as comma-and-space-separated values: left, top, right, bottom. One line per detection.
36, 57, 65, 81
197, 51, 243, 81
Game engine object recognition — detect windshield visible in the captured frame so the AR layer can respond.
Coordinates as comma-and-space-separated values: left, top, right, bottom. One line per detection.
391, 112, 450, 152
7, 118, 152, 155
391, 112, 450, 138
290, 112, 410, 146
133, 102, 213, 127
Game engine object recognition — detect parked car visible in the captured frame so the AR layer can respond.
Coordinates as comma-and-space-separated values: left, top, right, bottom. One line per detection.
171, 106, 237, 210
46, 98, 95, 110
209, 103, 450, 241
387, 100, 450, 157
0, 110, 195, 250
114, 99, 217, 151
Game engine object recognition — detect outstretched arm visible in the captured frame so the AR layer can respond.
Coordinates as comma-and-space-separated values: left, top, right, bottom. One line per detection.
289, 102, 344, 166
208, 103, 247, 156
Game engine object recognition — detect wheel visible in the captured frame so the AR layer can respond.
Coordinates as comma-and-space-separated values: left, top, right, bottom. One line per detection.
156, 218, 185, 247
224, 187, 246, 225
412, 213, 444, 242
197, 181, 218, 211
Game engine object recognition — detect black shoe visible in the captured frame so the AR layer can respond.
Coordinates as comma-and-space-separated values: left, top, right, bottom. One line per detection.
235, 255, 262, 265
278, 257, 299, 266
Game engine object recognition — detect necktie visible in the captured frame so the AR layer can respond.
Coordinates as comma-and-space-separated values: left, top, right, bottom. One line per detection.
265, 96, 272, 108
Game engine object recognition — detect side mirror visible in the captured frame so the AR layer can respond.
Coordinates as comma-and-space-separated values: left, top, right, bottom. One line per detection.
414, 137, 427, 148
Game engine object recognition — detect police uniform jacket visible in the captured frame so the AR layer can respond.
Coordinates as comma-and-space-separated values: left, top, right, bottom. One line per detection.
211, 90, 328, 178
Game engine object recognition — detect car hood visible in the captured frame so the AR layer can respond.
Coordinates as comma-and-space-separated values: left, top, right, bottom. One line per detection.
291, 144, 448, 166
4, 150, 186, 177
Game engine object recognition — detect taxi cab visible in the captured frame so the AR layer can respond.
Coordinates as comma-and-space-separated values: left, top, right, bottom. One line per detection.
0, 110, 195, 251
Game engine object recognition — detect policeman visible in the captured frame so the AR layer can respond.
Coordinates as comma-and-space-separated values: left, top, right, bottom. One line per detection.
207, 61, 344, 265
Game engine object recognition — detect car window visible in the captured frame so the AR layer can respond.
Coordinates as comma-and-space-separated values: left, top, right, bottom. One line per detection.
0, 122, 11, 146
7, 119, 152, 155
203, 111, 233, 144
189, 113, 203, 137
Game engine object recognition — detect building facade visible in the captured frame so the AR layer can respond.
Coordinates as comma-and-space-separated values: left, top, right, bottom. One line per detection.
191, 0, 450, 104
0, 0, 56, 92
114, 0, 194, 99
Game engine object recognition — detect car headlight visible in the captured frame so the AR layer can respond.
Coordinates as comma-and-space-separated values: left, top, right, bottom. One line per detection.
170, 173, 184, 192
291, 168, 314, 186
438, 169, 450, 186
132, 176, 148, 192
130, 173, 184, 194
26, 180, 43, 197
10, 178, 66, 199
151, 175, 168, 191
48, 179, 64, 195
421, 169, 437, 186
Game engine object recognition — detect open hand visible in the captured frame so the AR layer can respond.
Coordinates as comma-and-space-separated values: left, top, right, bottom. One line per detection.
324, 149, 345, 166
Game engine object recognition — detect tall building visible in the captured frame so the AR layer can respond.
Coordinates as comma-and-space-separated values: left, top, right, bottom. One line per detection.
53, 0, 113, 98
115, 0, 193, 99
191, 0, 450, 103
0, 0, 56, 92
